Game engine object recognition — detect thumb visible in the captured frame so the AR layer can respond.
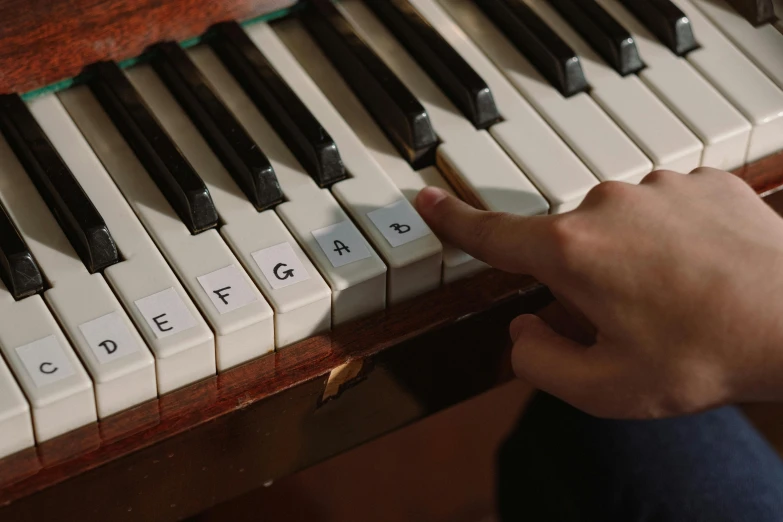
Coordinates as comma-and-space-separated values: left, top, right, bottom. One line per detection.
510, 315, 612, 410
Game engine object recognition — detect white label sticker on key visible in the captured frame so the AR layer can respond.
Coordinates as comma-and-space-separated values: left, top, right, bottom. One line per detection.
135, 287, 198, 339
197, 265, 258, 314
79, 312, 140, 364
367, 199, 432, 248
312, 221, 372, 268
252, 242, 311, 290
16, 335, 75, 388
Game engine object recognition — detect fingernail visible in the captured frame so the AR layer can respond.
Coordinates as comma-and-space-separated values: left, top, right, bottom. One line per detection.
415, 186, 448, 213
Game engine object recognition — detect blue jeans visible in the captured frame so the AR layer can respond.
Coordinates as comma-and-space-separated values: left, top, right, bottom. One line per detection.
497, 393, 783, 521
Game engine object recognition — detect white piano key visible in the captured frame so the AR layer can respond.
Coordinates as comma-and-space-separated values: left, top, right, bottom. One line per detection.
671, 0, 783, 162
277, 191, 387, 324
522, 0, 703, 172
59, 79, 272, 374
366, 200, 432, 247
434, 131, 548, 212
438, 0, 652, 184
224, 217, 332, 347
324, 2, 549, 215
242, 25, 443, 304
775, 0, 783, 32
268, 24, 481, 285
598, 0, 752, 170
277, 12, 593, 215
269, 20, 485, 282
45, 279, 156, 419
333, 174, 443, 304
691, 0, 783, 90
0, 339, 34, 458
7, 331, 94, 442
0, 290, 94, 441
183, 45, 388, 324
0, 116, 154, 419
42, 92, 216, 395
397, 166, 489, 282
405, 0, 599, 211
121, 59, 331, 347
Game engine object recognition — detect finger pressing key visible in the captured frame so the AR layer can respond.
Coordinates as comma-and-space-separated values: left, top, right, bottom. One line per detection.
415, 186, 554, 275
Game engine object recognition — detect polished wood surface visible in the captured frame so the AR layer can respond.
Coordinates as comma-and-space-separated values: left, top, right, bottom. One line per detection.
0, 0, 298, 94
734, 151, 783, 195
0, 147, 780, 519
195, 380, 535, 522
0, 269, 552, 520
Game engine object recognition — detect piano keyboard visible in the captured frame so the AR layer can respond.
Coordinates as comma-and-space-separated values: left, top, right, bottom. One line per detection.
0, 0, 782, 458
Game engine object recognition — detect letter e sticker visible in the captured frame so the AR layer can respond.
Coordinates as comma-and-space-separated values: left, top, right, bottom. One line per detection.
134, 288, 198, 339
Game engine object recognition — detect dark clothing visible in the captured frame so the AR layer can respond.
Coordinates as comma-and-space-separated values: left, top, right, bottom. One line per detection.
497, 393, 783, 521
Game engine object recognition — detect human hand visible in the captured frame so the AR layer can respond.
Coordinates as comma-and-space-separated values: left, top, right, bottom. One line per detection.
415, 168, 783, 418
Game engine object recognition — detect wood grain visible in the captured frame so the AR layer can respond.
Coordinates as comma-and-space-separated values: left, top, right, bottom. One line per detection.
734, 151, 783, 195
0, 152, 775, 520
0, 143, 779, 516
0, 269, 552, 518
0, 0, 298, 94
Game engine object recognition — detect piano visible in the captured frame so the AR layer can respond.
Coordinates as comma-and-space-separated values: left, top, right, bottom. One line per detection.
0, 0, 782, 519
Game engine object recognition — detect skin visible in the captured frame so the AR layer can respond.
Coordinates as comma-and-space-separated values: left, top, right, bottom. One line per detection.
414, 168, 783, 419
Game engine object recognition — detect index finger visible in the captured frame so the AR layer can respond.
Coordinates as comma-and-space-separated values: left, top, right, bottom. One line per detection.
415, 186, 556, 276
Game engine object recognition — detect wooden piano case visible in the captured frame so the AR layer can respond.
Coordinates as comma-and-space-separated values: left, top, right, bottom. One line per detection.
0, 0, 782, 520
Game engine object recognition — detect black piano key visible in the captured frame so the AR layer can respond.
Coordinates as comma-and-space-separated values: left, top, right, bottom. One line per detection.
301, 2, 438, 168
474, 0, 589, 97
0, 94, 120, 274
0, 203, 44, 300
725, 0, 775, 26
207, 21, 347, 188
150, 42, 284, 212
363, 0, 502, 129
548, 0, 644, 76
86, 61, 219, 235
618, 0, 699, 56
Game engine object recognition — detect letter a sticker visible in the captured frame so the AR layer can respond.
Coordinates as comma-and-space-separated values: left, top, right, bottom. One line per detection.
312, 221, 372, 268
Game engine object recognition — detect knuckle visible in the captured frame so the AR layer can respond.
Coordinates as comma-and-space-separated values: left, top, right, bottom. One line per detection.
690, 167, 750, 192
689, 166, 724, 177
470, 211, 504, 250
585, 180, 633, 203
641, 169, 682, 185
545, 215, 584, 261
